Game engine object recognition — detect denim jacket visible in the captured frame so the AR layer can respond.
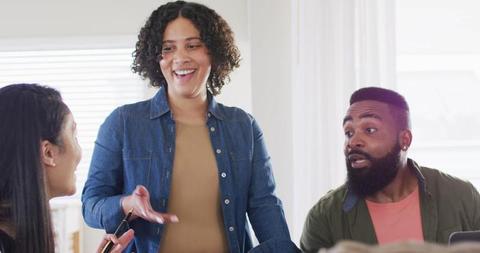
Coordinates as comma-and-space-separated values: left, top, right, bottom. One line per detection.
81, 87, 292, 253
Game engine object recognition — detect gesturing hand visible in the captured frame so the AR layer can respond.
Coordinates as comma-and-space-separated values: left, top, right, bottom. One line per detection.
121, 185, 179, 224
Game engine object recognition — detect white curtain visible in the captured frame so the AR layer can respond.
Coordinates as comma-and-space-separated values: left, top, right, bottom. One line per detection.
289, 0, 396, 242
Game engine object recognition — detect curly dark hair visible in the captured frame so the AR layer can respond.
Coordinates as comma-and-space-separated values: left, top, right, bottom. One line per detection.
132, 1, 241, 95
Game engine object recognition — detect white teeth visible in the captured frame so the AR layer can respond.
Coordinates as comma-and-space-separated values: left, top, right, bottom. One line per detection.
174, 69, 195, 75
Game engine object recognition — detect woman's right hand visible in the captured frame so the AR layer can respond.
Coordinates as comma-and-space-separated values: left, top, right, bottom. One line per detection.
121, 185, 179, 224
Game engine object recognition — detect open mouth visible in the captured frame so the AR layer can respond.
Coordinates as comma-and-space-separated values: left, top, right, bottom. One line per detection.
174, 69, 195, 77
172, 68, 196, 83
348, 153, 370, 169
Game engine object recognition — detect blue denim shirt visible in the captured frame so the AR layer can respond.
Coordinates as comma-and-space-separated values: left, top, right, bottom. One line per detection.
81, 87, 292, 253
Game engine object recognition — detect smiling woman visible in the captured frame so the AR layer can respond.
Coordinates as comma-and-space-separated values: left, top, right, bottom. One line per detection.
81, 1, 298, 253
158, 17, 212, 108
44, 113, 82, 198
132, 1, 240, 96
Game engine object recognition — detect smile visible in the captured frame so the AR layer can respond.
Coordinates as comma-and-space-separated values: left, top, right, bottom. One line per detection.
174, 69, 195, 76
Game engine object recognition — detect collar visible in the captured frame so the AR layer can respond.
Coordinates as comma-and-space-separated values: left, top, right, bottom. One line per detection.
207, 92, 225, 120
342, 158, 427, 212
149, 86, 225, 120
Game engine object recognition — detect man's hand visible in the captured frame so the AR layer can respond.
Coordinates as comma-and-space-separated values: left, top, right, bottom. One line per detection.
121, 185, 179, 224
96, 229, 135, 253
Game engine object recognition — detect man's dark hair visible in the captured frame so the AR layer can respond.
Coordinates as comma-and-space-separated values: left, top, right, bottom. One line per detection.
350, 86, 411, 130
132, 0, 241, 95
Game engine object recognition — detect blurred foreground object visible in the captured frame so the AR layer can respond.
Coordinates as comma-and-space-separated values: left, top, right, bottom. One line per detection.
322, 240, 480, 253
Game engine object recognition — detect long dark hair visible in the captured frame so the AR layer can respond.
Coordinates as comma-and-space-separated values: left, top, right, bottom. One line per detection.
0, 83, 70, 253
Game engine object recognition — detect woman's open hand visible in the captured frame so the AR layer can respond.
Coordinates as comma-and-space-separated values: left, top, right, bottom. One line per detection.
121, 185, 179, 224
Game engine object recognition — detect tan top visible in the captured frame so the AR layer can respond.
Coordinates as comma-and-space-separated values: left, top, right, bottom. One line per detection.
159, 122, 228, 253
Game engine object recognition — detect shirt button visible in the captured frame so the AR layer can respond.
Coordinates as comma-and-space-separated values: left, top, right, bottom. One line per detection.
221, 172, 227, 178
229, 226, 234, 232
210, 127, 215, 132
224, 199, 230, 205
216, 149, 221, 154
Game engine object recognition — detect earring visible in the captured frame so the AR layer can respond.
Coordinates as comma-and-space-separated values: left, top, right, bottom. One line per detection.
402, 146, 407, 150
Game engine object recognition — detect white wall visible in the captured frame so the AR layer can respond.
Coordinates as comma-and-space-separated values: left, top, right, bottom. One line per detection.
0, 0, 248, 40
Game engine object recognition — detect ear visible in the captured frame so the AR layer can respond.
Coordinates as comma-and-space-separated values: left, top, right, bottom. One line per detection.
399, 129, 412, 151
40, 140, 57, 168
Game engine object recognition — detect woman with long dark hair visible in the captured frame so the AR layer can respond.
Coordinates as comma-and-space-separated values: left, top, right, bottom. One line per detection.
0, 83, 134, 252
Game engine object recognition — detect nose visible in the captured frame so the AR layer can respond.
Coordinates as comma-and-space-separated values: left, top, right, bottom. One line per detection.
346, 132, 365, 150
172, 47, 191, 64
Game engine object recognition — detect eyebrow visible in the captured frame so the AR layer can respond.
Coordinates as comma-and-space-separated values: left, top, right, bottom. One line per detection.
342, 116, 352, 126
342, 112, 383, 125
162, 37, 202, 44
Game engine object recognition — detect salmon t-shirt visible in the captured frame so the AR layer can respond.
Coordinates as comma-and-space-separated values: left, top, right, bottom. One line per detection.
365, 186, 424, 244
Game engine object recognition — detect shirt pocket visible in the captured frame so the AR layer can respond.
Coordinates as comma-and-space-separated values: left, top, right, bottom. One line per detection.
123, 150, 152, 188
229, 149, 252, 173
228, 149, 253, 192
229, 149, 251, 161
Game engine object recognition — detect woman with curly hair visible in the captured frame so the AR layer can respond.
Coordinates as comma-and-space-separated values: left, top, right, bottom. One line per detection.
0, 83, 133, 253
82, 1, 297, 252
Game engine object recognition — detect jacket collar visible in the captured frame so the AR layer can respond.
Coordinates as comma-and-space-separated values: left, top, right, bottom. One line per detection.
342, 158, 427, 212
149, 86, 225, 120
207, 93, 225, 120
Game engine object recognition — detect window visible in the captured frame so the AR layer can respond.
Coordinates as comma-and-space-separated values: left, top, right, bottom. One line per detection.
0, 47, 148, 198
396, 1, 480, 189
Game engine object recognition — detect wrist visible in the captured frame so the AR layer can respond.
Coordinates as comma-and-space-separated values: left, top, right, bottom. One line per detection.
120, 195, 138, 221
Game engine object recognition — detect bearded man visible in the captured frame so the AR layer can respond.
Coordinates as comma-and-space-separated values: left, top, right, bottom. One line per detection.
300, 87, 480, 253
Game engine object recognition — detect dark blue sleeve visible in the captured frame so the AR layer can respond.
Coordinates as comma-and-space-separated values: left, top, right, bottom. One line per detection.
81, 107, 127, 233
247, 118, 292, 243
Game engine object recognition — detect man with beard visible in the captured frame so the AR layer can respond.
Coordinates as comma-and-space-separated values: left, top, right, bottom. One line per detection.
300, 87, 480, 253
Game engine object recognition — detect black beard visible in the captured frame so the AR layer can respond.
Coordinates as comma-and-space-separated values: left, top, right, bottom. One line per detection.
346, 143, 402, 198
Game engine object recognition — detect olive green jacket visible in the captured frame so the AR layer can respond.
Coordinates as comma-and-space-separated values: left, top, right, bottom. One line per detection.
300, 159, 480, 253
